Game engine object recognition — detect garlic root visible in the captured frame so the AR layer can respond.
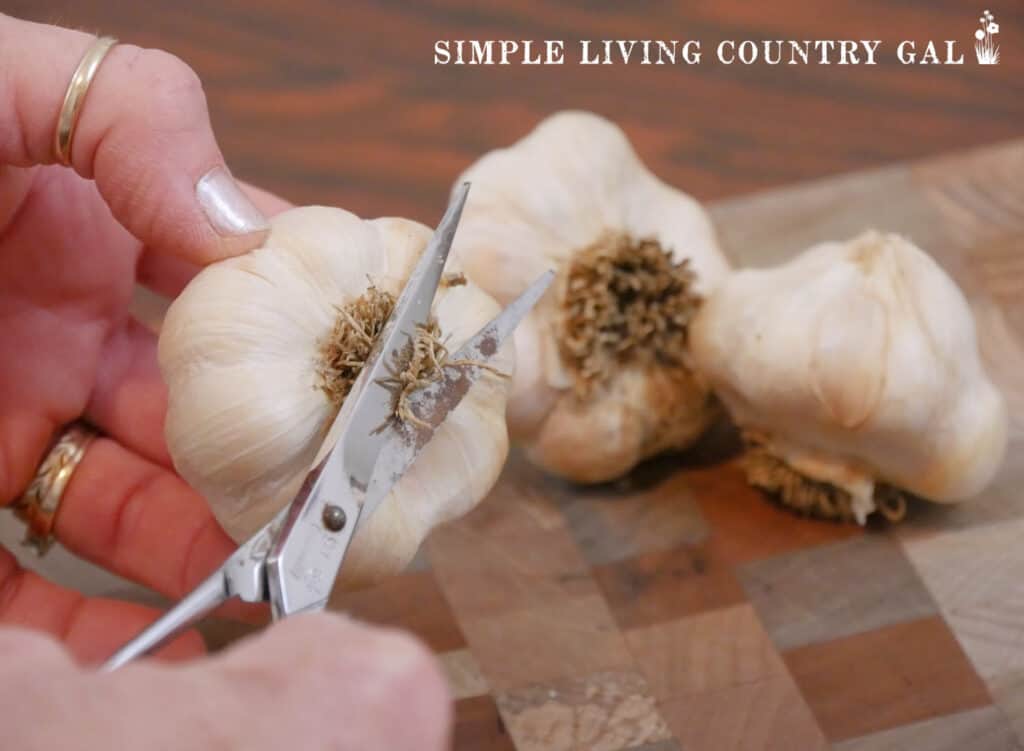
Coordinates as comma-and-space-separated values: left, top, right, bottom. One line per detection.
558, 232, 701, 399
743, 435, 907, 523
318, 284, 394, 408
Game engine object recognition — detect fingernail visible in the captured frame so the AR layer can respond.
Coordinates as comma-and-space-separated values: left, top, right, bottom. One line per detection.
196, 166, 269, 237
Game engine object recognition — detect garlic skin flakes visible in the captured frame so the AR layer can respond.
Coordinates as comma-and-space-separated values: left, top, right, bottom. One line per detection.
158, 207, 514, 588
452, 111, 730, 483
691, 231, 1008, 523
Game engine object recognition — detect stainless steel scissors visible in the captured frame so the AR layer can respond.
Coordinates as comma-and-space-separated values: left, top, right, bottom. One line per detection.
103, 183, 553, 670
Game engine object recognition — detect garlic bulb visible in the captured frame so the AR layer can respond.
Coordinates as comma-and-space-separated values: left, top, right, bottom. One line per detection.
158, 207, 514, 588
690, 231, 1008, 523
452, 111, 730, 483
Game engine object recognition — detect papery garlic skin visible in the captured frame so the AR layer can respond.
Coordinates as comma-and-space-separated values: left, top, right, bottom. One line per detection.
690, 231, 1008, 521
452, 111, 730, 483
159, 207, 514, 588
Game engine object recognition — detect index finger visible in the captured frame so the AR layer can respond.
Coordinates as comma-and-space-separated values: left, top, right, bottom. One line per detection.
0, 548, 204, 664
0, 13, 268, 265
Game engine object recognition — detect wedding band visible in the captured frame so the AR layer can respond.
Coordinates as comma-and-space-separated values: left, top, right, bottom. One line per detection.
13, 422, 97, 555
53, 35, 118, 166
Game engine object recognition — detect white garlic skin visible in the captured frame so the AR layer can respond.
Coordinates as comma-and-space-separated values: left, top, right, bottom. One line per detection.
690, 231, 1008, 512
452, 111, 730, 483
159, 207, 514, 588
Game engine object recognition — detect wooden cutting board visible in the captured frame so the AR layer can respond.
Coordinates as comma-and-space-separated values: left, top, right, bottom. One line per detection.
324, 138, 1024, 751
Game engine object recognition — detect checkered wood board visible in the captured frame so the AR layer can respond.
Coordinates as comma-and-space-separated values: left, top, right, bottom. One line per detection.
326, 139, 1024, 751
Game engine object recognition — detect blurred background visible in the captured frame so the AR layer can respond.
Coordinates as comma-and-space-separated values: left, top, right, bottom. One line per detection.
9, 0, 1023, 224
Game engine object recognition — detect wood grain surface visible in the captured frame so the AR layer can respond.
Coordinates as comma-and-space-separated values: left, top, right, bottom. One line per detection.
403, 139, 1021, 750
9, 0, 1024, 221
5, 2, 1024, 750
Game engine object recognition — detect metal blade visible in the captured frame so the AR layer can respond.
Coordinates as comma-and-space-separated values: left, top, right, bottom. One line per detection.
102, 572, 227, 670
361, 269, 555, 522
338, 181, 470, 492
263, 184, 470, 618
102, 506, 287, 669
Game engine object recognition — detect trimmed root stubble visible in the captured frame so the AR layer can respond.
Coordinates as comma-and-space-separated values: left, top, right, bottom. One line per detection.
317, 282, 503, 428
743, 438, 907, 523
557, 232, 701, 399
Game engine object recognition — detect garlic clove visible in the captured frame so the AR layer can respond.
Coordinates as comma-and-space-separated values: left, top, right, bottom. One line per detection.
691, 230, 1008, 522
809, 285, 888, 429
505, 313, 562, 438
527, 371, 648, 482
164, 364, 327, 530
453, 110, 730, 483
159, 206, 514, 589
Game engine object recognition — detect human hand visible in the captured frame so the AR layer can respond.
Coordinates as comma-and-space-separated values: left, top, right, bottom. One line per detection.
0, 13, 453, 748
0, 11, 288, 661
0, 614, 451, 750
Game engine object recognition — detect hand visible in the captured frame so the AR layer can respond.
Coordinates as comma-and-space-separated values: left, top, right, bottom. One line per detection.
0, 11, 282, 661
0, 614, 451, 750
0, 14, 452, 748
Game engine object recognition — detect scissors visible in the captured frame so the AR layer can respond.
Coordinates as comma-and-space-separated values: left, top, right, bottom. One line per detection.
103, 183, 553, 670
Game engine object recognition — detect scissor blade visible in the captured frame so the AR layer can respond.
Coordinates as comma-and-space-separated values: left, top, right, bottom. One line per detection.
446, 269, 554, 370
102, 572, 227, 671
263, 185, 470, 618
101, 507, 287, 670
361, 270, 555, 521
339, 181, 470, 491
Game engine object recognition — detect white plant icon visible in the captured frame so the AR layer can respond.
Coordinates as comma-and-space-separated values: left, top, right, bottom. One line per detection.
975, 9, 1000, 64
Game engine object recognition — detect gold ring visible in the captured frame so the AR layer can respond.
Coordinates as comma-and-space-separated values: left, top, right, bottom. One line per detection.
53, 35, 118, 166
13, 422, 97, 555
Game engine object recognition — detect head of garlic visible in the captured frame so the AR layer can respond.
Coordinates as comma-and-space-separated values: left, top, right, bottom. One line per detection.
158, 207, 514, 589
451, 111, 731, 484
690, 230, 1008, 523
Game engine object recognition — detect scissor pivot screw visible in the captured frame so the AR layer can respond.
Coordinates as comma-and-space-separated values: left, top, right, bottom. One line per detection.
322, 504, 347, 532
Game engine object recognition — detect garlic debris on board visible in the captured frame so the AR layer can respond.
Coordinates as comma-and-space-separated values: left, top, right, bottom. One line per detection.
158, 207, 514, 588
690, 230, 1008, 523
451, 111, 731, 483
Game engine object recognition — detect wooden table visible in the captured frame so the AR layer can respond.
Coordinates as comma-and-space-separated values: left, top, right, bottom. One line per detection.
10, 0, 1024, 216
10, 2, 1024, 749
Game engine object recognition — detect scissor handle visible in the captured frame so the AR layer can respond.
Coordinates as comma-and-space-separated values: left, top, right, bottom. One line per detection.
101, 570, 229, 671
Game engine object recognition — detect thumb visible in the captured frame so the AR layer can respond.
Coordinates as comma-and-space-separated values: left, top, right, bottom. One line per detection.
0, 14, 268, 265
204, 614, 454, 750
0, 616, 453, 751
